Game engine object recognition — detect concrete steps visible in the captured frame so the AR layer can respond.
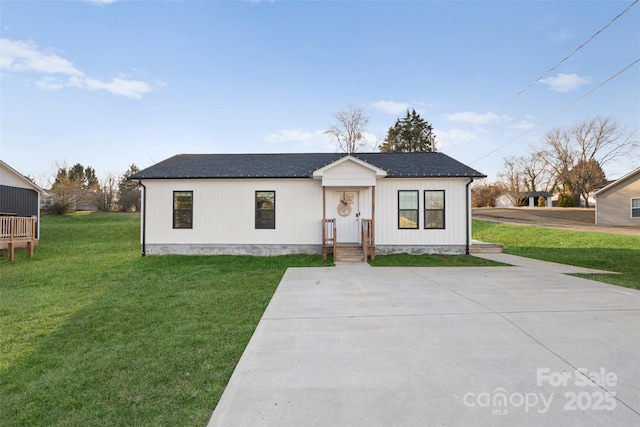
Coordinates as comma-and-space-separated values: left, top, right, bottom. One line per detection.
335, 244, 365, 262
470, 241, 504, 253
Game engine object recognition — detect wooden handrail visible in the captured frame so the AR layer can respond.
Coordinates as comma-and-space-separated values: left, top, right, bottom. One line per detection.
362, 222, 367, 258
322, 218, 335, 247
361, 219, 374, 261
322, 218, 336, 261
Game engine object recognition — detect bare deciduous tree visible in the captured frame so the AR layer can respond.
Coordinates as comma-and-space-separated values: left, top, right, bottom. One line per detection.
536, 116, 637, 206
98, 173, 118, 212
498, 156, 526, 206
325, 106, 370, 154
471, 181, 506, 207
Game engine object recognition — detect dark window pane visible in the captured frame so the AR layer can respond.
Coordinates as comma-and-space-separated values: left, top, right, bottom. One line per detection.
256, 210, 275, 229
174, 192, 192, 209
425, 191, 444, 209
173, 191, 193, 229
399, 191, 418, 209
256, 191, 275, 229
399, 210, 418, 229
424, 190, 445, 229
174, 210, 192, 228
256, 192, 275, 210
425, 210, 444, 228
398, 190, 419, 229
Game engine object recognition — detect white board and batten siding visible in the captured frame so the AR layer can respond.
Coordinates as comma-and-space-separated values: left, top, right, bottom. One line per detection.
375, 178, 470, 247
143, 178, 323, 246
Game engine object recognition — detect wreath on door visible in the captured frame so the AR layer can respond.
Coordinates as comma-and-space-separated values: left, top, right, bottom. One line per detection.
337, 192, 352, 217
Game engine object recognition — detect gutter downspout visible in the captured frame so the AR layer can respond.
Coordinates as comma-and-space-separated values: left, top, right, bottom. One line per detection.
139, 180, 147, 257
465, 178, 474, 255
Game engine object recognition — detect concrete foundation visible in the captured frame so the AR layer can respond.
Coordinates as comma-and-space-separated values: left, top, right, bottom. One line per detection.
144, 244, 322, 256
144, 244, 470, 257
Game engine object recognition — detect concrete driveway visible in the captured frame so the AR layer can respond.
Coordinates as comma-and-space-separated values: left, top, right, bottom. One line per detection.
208, 258, 640, 427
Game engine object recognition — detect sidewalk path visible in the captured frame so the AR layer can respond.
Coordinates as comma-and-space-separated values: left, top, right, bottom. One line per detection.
472, 253, 619, 274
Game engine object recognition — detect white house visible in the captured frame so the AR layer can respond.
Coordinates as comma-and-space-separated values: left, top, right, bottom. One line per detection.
129, 153, 485, 260
594, 167, 640, 226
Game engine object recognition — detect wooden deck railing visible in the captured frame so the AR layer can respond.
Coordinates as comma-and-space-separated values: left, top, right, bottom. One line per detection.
361, 219, 375, 260
0, 216, 37, 261
322, 219, 336, 261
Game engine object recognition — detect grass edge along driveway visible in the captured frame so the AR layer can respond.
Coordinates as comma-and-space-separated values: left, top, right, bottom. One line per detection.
472, 219, 640, 290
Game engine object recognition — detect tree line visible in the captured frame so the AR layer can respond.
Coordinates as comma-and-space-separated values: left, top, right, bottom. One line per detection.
473, 116, 636, 208
47, 163, 140, 214
44, 110, 635, 214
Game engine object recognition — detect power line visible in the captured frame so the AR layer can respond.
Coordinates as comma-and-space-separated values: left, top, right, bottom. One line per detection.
489, 0, 638, 114
469, 58, 640, 166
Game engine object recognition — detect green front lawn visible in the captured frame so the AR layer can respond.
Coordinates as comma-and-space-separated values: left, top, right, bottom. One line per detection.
3, 213, 636, 426
472, 219, 640, 289
0, 212, 329, 426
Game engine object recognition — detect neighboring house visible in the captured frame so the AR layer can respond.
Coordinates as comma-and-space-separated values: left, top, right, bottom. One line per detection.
594, 167, 640, 226
129, 152, 485, 260
495, 191, 552, 208
0, 160, 44, 260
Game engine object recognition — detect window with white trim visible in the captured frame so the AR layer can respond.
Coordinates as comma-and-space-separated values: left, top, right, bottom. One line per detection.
632, 198, 640, 218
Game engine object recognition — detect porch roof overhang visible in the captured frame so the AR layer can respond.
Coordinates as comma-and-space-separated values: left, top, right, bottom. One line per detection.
312, 155, 387, 187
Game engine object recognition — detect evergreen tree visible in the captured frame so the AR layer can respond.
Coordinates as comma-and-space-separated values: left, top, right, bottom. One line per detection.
118, 164, 141, 212
379, 109, 437, 152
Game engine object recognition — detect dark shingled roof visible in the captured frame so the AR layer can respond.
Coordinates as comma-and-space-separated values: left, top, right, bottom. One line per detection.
129, 152, 485, 180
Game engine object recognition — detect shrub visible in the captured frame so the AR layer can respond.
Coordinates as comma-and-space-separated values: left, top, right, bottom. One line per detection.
557, 193, 575, 207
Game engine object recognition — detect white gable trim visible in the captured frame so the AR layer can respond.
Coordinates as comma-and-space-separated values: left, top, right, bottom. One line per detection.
312, 155, 387, 187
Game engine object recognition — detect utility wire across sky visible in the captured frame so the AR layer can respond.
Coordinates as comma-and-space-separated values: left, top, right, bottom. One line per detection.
489, 0, 638, 114
470, 58, 640, 166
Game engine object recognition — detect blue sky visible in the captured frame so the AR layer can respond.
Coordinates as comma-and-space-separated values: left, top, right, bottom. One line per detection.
1, 0, 638, 186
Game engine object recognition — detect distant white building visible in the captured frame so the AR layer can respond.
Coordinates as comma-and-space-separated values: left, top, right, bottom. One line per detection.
495, 191, 552, 208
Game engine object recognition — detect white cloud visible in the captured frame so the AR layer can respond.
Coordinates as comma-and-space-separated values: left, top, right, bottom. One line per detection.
444, 111, 500, 125
370, 100, 411, 115
0, 39, 82, 76
361, 131, 380, 150
432, 128, 477, 151
0, 38, 156, 99
69, 75, 153, 99
436, 128, 477, 142
35, 77, 64, 91
510, 119, 537, 130
540, 73, 592, 92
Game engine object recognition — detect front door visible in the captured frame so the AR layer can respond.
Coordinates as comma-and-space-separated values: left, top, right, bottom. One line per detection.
333, 191, 360, 243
